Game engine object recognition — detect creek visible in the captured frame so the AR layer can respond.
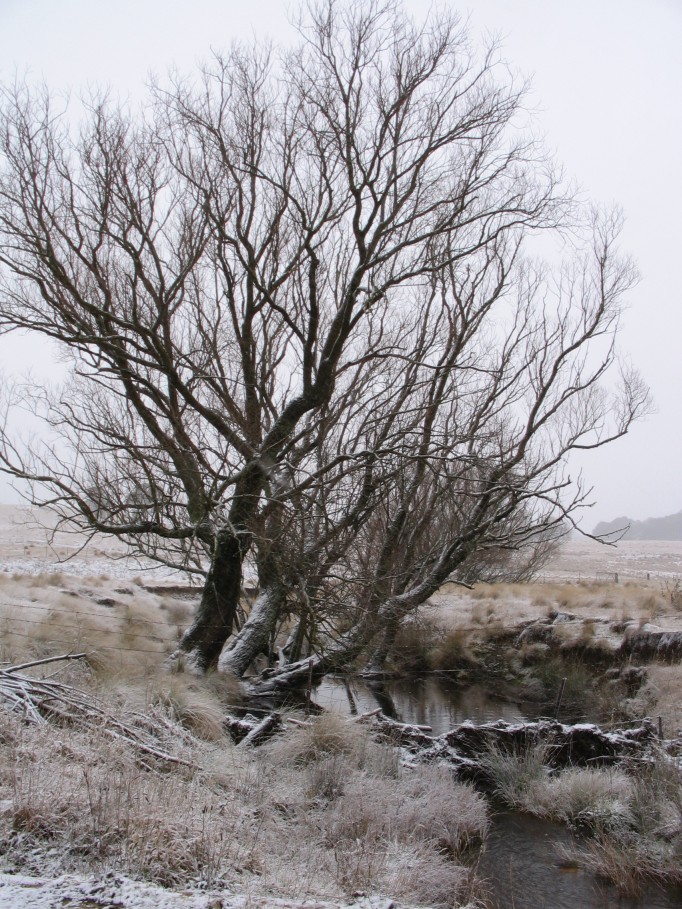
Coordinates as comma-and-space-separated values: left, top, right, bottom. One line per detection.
479, 812, 681, 909
312, 676, 682, 909
312, 674, 585, 731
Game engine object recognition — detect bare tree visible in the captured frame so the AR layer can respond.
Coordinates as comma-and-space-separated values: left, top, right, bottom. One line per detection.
0, 1, 648, 682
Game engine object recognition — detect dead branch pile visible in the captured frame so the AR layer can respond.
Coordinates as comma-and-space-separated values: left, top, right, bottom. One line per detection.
0, 653, 193, 769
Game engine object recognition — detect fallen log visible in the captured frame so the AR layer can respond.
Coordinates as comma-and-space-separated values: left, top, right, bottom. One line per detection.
240, 712, 282, 747
224, 711, 284, 746
223, 714, 259, 743
367, 715, 661, 783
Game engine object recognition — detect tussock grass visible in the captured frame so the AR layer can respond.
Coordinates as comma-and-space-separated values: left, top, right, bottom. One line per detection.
481, 739, 682, 896
431, 626, 479, 672
537, 768, 633, 830
480, 743, 549, 811
1, 574, 489, 909
1, 697, 489, 905
148, 675, 230, 742
386, 619, 442, 674
261, 717, 487, 904
0, 573, 180, 678
630, 665, 682, 736
569, 754, 682, 896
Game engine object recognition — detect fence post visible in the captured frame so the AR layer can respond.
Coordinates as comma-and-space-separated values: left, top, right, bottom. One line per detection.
554, 677, 567, 720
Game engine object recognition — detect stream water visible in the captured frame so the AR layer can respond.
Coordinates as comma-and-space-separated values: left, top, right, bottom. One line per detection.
312, 676, 682, 909
312, 675, 564, 732
479, 812, 681, 909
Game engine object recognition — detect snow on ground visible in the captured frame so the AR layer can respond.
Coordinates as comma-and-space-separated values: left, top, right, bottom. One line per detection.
2, 504, 682, 583
541, 537, 682, 581
0, 872, 413, 909
0, 504, 186, 582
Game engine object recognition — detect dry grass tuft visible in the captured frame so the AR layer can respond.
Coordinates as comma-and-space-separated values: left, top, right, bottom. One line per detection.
630, 664, 682, 737
265, 711, 359, 766
149, 675, 229, 742
480, 742, 549, 811
481, 739, 682, 896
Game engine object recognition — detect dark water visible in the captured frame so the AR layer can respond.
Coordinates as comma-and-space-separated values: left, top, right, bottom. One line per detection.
479, 813, 681, 909
313, 676, 682, 909
313, 675, 557, 733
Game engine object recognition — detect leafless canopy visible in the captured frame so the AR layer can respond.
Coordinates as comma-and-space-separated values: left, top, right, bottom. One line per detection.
0, 1, 649, 679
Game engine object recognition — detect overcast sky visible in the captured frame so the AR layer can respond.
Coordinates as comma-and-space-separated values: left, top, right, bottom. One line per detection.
0, 0, 680, 529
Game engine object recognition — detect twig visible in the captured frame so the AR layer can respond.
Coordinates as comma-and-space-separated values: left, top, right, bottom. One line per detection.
2, 652, 87, 674
0, 661, 194, 769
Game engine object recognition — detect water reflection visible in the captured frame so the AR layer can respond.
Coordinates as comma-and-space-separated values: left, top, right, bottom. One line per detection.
313, 675, 536, 734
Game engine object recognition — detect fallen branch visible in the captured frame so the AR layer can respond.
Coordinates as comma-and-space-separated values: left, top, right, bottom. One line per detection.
0, 656, 194, 770
3, 652, 88, 674
240, 712, 282, 747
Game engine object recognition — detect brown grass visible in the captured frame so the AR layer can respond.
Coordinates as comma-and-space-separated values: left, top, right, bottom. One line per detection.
1, 586, 489, 909
482, 740, 682, 896
0, 705, 489, 905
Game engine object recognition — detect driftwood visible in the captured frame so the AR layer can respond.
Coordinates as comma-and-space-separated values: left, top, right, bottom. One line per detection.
240, 712, 282, 746
0, 654, 194, 770
224, 711, 283, 746
224, 714, 260, 743
366, 714, 661, 783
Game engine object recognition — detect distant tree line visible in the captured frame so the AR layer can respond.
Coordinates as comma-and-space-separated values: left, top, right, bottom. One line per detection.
594, 511, 682, 541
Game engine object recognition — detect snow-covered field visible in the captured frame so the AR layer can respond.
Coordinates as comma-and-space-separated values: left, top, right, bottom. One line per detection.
0, 504, 187, 582
542, 535, 682, 581
2, 503, 682, 583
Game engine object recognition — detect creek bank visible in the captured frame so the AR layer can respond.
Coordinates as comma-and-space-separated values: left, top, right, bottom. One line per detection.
222, 707, 681, 905
479, 812, 682, 909
377, 609, 682, 729
365, 714, 661, 782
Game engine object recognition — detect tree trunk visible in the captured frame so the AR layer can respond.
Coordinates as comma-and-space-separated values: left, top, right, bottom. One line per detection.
178, 525, 243, 670
217, 581, 285, 676
363, 612, 401, 675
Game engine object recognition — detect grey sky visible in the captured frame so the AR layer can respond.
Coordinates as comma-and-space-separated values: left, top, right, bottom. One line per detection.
0, 0, 680, 529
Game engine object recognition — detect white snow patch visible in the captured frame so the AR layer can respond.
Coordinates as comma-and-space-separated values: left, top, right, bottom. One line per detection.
0, 872, 417, 909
